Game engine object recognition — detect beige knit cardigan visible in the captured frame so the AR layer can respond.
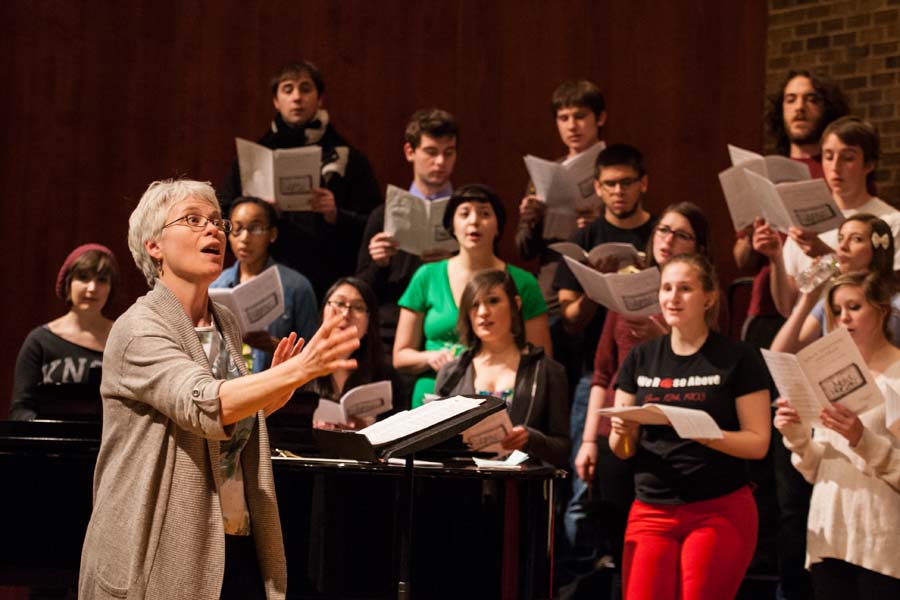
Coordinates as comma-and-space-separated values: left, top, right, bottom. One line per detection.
79, 281, 286, 599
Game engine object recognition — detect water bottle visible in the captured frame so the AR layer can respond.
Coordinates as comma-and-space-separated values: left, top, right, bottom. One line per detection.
795, 254, 840, 294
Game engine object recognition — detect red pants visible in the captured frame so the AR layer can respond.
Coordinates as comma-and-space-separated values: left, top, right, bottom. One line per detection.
622, 485, 757, 600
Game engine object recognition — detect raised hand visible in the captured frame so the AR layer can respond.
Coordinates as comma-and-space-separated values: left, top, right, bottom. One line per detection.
292, 314, 360, 381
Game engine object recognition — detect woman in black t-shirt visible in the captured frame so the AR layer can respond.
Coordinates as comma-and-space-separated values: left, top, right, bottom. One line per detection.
611, 254, 771, 600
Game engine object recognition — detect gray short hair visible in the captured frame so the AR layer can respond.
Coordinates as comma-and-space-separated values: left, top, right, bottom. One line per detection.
128, 179, 220, 287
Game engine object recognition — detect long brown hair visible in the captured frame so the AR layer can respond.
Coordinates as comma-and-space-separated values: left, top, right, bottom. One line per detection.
456, 270, 525, 354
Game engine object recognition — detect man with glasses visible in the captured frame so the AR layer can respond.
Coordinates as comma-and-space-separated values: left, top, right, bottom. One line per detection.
554, 143, 654, 343
211, 196, 318, 373
554, 143, 656, 591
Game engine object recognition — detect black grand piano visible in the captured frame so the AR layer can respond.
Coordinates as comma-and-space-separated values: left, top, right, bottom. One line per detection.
0, 414, 562, 599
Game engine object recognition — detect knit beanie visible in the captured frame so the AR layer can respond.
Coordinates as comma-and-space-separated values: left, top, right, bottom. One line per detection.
55, 243, 115, 300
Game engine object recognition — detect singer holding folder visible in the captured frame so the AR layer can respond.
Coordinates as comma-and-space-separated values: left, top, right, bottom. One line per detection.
78, 179, 360, 600
610, 254, 771, 600
775, 271, 900, 597
571, 201, 713, 572
434, 270, 570, 467
308, 276, 394, 429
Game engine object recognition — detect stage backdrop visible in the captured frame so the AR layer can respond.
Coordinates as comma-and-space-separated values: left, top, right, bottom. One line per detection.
0, 1, 766, 416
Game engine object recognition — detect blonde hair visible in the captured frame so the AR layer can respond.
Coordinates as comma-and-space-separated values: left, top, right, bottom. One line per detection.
824, 271, 895, 343
660, 254, 720, 331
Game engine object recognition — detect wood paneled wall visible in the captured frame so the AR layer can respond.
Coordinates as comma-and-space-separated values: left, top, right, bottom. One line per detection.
0, 1, 766, 415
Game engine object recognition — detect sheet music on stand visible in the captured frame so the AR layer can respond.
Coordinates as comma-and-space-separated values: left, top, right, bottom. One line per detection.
358, 396, 484, 446
313, 394, 506, 462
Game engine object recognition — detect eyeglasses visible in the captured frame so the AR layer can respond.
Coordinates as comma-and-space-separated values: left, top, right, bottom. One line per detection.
655, 224, 695, 242
326, 299, 368, 315
230, 224, 270, 237
599, 177, 641, 191
163, 214, 233, 235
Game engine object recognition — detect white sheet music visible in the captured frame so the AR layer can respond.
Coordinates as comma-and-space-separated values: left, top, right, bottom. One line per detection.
597, 404, 724, 439
727, 144, 811, 183
472, 450, 530, 469
383, 185, 457, 256
236, 137, 321, 211
312, 380, 393, 425
357, 395, 485, 446
208, 265, 284, 334
564, 257, 660, 317
461, 409, 513, 454
719, 154, 839, 233
762, 328, 883, 426
656, 405, 724, 439
523, 142, 605, 240
760, 350, 823, 424
597, 405, 669, 426
746, 171, 842, 234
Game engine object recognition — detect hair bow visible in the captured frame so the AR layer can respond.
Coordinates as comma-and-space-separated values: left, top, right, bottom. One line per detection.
872, 232, 890, 250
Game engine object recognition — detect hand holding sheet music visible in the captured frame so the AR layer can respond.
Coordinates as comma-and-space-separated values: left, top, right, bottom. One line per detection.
461, 409, 514, 455
312, 380, 393, 425
236, 138, 322, 211
718, 167, 841, 233
550, 242, 644, 271
208, 266, 285, 334
598, 405, 724, 439
383, 185, 458, 256
563, 257, 661, 317
523, 142, 605, 240
762, 328, 883, 426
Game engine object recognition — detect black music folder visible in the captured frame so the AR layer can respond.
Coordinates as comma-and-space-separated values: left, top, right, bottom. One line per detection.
313, 394, 505, 462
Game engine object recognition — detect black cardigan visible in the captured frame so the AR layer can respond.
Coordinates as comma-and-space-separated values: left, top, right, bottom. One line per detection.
435, 344, 570, 467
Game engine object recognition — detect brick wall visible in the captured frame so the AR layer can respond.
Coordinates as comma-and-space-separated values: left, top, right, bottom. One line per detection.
767, 0, 900, 204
